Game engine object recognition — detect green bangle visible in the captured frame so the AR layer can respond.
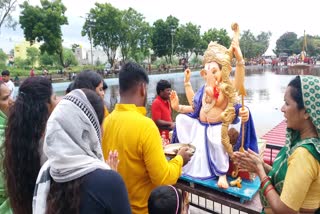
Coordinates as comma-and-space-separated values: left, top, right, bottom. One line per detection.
261, 180, 271, 194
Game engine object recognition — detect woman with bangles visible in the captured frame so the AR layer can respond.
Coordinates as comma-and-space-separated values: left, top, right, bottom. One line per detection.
233, 75, 319, 214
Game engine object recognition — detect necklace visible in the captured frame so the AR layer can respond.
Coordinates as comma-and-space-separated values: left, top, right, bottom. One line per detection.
202, 93, 215, 113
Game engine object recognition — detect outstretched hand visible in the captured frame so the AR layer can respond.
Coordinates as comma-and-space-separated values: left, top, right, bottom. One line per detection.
170, 90, 179, 111
106, 150, 120, 171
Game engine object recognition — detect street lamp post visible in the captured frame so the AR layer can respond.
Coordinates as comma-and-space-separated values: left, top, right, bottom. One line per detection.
171, 27, 176, 63
89, 26, 93, 66
80, 14, 94, 66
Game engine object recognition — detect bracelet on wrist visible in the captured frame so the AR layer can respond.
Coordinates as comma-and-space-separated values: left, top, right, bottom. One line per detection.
263, 184, 275, 197
261, 180, 271, 194
260, 176, 271, 189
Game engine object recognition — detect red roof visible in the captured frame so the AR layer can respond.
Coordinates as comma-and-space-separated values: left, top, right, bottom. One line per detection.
261, 120, 287, 165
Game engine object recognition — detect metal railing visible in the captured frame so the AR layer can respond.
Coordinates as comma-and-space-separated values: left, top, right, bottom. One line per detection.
175, 180, 262, 214
265, 143, 283, 165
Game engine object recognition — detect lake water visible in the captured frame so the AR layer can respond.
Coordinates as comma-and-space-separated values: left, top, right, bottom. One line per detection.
52, 65, 320, 138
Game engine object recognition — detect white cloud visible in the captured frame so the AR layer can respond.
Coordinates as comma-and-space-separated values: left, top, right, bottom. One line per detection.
1, 0, 319, 54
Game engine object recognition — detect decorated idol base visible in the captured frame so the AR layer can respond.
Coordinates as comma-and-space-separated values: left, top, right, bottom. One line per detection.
179, 174, 260, 203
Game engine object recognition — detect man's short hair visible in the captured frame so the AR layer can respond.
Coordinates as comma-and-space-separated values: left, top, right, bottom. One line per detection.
148, 185, 182, 214
156, 80, 171, 95
119, 62, 149, 93
2, 70, 10, 76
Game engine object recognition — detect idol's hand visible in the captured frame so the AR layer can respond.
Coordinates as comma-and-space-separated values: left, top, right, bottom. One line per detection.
232, 40, 243, 62
239, 106, 249, 123
170, 90, 180, 111
106, 150, 120, 171
233, 149, 264, 174
184, 68, 191, 83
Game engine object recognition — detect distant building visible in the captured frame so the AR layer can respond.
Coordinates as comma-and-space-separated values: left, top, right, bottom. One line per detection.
90, 48, 109, 65
74, 46, 108, 65
74, 46, 87, 65
14, 40, 41, 66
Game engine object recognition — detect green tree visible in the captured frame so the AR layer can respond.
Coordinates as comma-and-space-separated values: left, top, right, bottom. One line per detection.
298, 34, 320, 57
19, 0, 68, 67
63, 48, 78, 67
0, 0, 17, 30
202, 28, 231, 48
129, 23, 151, 63
71, 44, 80, 53
176, 22, 201, 60
26, 46, 39, 67
256, 31, 272, 56
194, 38, 208, 58
308, 36, 320, 56
82, 3, 122, 67
239, 30, 271, 59
274, 32, 297, 56
0, 48, 7, 63
239, 30, 256, 59
151, 15, 179, 63
119, 8, 151, 63
274, 32, 320, 57
39, 51, 55, 67
0, 48, 7, 68
14, 57, 28, 69
166, 15, 179, 63
151, 19, 167, 58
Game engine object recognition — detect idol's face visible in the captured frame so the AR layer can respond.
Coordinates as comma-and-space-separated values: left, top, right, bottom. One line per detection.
203, 62, 222, 87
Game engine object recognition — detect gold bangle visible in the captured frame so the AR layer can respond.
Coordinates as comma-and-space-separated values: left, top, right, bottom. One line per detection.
184, 82, 191, 87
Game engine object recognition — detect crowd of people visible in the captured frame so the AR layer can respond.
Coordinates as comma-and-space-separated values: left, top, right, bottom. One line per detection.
0, 57, 319, 214
0, 64, 193, 214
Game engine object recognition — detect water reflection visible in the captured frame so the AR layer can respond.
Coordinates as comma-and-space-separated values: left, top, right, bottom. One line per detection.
54, 66, 320, 137
245, 65, 320, 76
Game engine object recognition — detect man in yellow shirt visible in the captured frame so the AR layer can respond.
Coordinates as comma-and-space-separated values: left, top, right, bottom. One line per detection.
102, 62, 193, 214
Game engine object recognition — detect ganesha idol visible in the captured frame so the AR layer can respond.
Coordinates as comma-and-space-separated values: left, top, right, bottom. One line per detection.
170, 23, 259, 189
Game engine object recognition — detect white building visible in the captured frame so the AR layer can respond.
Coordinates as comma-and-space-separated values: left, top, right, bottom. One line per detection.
74, 46, 109, 65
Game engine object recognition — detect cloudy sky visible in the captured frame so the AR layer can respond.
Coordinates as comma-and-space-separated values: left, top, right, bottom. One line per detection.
1, 0, 319, 55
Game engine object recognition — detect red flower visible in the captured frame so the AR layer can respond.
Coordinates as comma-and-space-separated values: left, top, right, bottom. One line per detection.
213, 86, 220, 99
